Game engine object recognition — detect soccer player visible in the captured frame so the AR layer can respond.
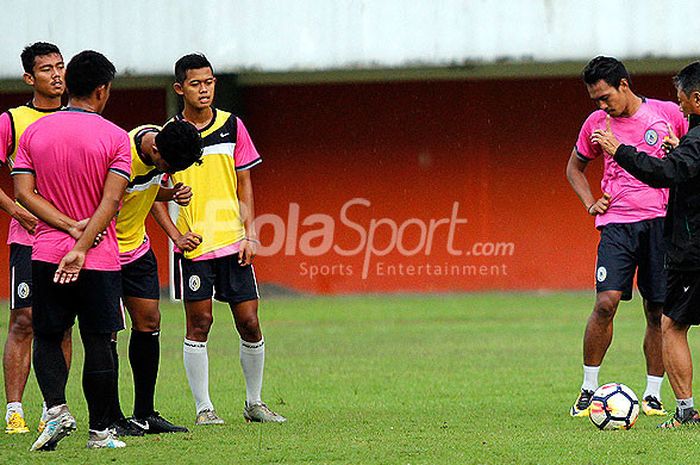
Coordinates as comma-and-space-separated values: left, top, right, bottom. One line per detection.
13, 50, 131, 450
0, 42, 73, 434
150, 53, 285, 424
592, 61, 700, 427
108, 120, 202, 435
566, 56, 688, 417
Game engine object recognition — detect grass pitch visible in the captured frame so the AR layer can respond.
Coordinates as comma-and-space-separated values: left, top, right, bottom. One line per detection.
0, 292, 698, 464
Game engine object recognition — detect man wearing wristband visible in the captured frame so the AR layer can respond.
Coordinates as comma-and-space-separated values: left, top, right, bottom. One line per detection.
565, 56, 687, 418
151, 53, 285, 425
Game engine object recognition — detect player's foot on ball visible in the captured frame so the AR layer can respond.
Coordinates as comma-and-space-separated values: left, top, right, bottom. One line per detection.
131, 412, 189, 434
86, 429, 126, 449
243, 401, 287, 423
658, 408, 700, 429
570, 389, 594, 417
195, 408, 225, 425
5, 412, 30, 434
29, 404, 77, 451
642, 395, 668, 416
109, 417, 145, 437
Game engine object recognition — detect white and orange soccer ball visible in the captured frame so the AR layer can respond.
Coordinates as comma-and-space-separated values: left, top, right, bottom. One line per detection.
589, 383, 639, 430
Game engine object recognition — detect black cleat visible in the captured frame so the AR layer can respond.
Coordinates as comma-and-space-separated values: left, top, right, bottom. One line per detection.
131, 412, 189, 434
570, 389, 594, 417
109, 417, 145, 437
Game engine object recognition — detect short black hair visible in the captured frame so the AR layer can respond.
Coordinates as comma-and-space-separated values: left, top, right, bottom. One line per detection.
582, 56, 631, 88
65, 50, 116, 98
21, 42, 61, 74
156, 121, 203, 173
175, 53, 213, 84
673, 61, 700, 96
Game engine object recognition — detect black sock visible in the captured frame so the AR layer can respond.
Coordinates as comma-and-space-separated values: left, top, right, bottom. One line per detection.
109, 338, 125, 422
129, 329, 160, 418
33, 332, 68, 408
82, 332, 115, 430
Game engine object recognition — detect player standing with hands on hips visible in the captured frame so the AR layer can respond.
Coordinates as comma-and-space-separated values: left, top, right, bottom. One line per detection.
566, 56, 687, 417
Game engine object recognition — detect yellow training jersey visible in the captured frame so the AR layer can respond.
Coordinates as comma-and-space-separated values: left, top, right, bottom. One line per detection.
169, 109, 257, 260
3, 103, 62, 167
116, 125, 165, 254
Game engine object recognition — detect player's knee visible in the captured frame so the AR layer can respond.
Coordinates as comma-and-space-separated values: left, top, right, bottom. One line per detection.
189, 313, 213, 334
593, 296, 618, 320
134, 314, 160, 333
237, 315, 261, 340
9, 312, 33, 339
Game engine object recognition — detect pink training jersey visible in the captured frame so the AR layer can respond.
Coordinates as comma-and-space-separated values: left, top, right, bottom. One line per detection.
0, 111, 36, 247
12, 109, 131, 271
575, 98, 688, 228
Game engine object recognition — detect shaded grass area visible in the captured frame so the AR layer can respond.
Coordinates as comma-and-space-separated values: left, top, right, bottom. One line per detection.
0, 292, 697, 464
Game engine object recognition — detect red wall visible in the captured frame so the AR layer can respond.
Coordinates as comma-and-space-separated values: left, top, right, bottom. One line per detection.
0, 74, 680, 296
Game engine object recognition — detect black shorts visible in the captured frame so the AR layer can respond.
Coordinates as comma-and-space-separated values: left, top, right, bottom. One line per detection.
122, 248, 160, 300
9, 244, 32, 310
595, 218, 666, 303
664, 270, 700, 325
32, 260, 125, 335
174, 253, 259, 304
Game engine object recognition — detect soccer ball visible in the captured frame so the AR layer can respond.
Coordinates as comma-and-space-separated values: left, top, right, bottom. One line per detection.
589, 383, 639, 430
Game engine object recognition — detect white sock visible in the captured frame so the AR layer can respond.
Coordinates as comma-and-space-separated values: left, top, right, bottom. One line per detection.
6, 402, 23, 422
678, 397, 694, 415
240, 338, 265, 405
183, 339, 214, 414
41, 401, 48, 421
643, 375, 664, 400
581, 365, 600, 392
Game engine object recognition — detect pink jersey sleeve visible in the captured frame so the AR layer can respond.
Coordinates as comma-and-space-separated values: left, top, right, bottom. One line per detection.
12, 129, 34, 173
108, 132, 132, 180
672, 106, 689, 138
234, 118, 262, 171
574, 112, 604, 161
0, 112, 12, 165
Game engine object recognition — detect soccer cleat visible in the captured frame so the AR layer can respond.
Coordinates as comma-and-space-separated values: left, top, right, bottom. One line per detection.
108, 417, 145, 437
642, 395, 668, 416
86, 429, 126, 449
195, 408, 225, 426
570, 389, 594, 417
658, 408, 700, 429
131, 412, 188, 434
29, 405, 77, 451
5, 412, 30, 434
243, 402, 287, 423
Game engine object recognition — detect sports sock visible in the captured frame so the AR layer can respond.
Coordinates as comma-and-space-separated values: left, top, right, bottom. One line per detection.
33, 332, 68, 408
82, 332, 116, 431
41, 401, 48, 421
129, 330, 160, 418
677, 397, 694, 417
183, 339, 214, 413
240, 338, 265, 405
109, 338, 125, 421
643, 375, 664, 400
581, 365, 600, 392
5, 402, 23, 422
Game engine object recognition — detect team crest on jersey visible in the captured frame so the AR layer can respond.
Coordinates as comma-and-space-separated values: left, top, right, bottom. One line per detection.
17, 282, 30, 299
596, 266, 607, 283
188, 275, 201, 292
644, 129, 659, 146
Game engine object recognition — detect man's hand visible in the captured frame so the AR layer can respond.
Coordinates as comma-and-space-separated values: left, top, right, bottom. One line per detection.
588, 193, 612, 216
591, 116, 621, 156
238, 238, 258, 266
172, 182, 193, 206
54, 249, 86, 284
68, 218, 106, 248
662, 123, 680, 154
175, 231, 203, 252
13, 208, 37, 234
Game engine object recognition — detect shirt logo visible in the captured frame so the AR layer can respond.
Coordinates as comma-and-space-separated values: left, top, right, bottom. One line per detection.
684, 286, 690, 293
644, 129, 659, 146
220, 132, 230, 138
596, 266, 607, 283
16, 282, 30, 300
188, 275, 201, 292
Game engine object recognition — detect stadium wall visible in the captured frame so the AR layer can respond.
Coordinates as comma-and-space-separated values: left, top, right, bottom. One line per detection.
0, 73, 679, 296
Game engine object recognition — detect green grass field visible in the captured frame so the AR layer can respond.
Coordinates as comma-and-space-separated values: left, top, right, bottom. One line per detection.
0, 292, 698, 464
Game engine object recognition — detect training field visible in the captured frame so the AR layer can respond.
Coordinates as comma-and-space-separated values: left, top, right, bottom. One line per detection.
0, 292, 697, 464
